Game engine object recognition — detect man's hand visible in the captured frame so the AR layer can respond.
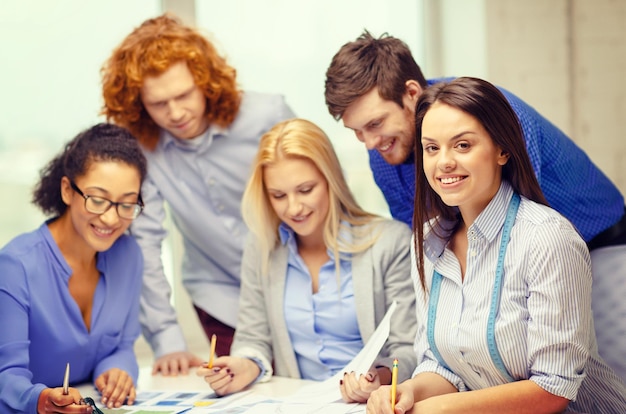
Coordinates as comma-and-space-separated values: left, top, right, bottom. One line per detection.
152, 351, 203, 376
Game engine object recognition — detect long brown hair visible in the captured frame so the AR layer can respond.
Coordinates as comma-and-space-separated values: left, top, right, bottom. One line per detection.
412, 77, 548, 290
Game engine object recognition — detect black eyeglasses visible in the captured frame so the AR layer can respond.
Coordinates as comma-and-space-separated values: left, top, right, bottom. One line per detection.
70, 181, 144, 220
81, 397, 104, 414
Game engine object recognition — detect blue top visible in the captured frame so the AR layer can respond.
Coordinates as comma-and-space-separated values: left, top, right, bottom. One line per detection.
131, 92, 295, 356
370, 78, 624, 241
231, 218, 416, 383
280, 224, 364, 381
0, 222, 142, 413
413, 182, 626, 413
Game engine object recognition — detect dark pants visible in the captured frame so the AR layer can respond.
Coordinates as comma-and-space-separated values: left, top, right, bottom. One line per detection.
193, 305, 235, 358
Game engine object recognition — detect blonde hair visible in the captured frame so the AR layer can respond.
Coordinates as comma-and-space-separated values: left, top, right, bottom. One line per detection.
242, 118, 381, 273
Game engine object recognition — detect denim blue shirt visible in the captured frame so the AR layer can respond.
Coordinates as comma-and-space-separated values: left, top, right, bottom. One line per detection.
0, 222, 142, 413
279, 223, 364, 381
131, 92, 295, 356
370, 78, 624, 241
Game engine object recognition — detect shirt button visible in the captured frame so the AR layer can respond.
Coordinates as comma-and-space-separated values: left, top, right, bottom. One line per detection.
470, 250, 477, 257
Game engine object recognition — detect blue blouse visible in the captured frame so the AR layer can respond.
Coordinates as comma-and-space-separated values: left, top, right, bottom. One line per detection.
279, 223, 364, 380
0, 222, 142, 413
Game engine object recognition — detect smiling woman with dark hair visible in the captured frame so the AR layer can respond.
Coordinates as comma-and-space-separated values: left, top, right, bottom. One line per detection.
0, 123, 147, 413
367, 77, 626, 414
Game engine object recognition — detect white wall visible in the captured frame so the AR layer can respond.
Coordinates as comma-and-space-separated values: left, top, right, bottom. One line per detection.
0, 0, 161, 246
195, 0, 426, 216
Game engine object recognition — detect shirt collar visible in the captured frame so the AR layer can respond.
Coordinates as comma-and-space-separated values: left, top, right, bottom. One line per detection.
160, 123, 228, 152
278, 222, 293, 245
471, 181, 514, 243
423, 181, 515, 260
278, 221, 353, 261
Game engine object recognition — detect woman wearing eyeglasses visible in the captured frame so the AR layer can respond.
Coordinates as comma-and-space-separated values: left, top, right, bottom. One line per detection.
0, 123, 147, 413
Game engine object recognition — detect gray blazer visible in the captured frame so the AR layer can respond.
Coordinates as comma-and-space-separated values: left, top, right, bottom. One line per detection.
231, 219, 417, 382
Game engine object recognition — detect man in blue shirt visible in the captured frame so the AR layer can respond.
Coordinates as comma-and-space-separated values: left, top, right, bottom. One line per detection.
324, 31, 626, 383
101, 14, 295, 376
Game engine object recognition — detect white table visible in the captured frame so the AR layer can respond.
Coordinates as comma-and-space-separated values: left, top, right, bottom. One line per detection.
76, 366, 315, 403
77, 367, 367, 413
136, 366, 312, 396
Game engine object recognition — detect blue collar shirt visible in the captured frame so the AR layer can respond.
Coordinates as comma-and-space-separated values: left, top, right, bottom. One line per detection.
370, 78, 624, 241
279, 223, 363, 381
0, 223, 142, 413
131, 92, 295, 356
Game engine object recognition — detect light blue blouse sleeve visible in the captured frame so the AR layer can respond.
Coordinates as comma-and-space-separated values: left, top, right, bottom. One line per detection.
524, 215, 591, 399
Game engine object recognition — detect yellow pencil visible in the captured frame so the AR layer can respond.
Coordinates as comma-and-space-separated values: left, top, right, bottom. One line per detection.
208, 334, 217, 368
391, 358, 398, 412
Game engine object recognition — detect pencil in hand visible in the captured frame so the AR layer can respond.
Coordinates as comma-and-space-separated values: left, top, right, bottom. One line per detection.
208, 334, 217, 368
62, 362, 70, 395
391, 358, 398, 411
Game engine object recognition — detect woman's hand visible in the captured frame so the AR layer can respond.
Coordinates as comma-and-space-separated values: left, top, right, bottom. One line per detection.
340, 367, 386, 403
37, 387, 93, 413
367, 381, 416, 414
152, 351, 204, 376
94, 368, 135, 408
196, 356, 260, 396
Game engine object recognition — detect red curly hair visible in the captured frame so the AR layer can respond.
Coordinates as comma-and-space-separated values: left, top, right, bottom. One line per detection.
101, 13, 241, 150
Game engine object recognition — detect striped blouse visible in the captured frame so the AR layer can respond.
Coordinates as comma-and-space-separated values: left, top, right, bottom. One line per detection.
412, 181, 626, 413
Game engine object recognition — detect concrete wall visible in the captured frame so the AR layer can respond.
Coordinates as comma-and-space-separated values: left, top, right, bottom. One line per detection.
429, 0, 626, 195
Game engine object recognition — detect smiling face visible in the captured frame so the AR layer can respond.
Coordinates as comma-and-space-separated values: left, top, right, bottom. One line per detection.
421, 102, 509, 224
341, 83, 421, 165
61, 160, 142, 253
263, 157, 330, 246
140, 61, 209, 140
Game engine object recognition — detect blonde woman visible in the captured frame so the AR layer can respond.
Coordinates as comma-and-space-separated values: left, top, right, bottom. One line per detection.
197, 118, 416, 403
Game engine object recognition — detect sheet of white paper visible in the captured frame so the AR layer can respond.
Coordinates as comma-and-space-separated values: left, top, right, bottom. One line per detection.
285, 301, 398, 404
239, 402, 365, 414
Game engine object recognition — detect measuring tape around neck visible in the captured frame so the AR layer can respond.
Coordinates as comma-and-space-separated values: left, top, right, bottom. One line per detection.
427, 193, 520, 383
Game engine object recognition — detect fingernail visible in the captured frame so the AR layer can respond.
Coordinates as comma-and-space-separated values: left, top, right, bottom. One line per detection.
213, 367, 220, 372
339, 379, 343, 385
230, 373, 234, 378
